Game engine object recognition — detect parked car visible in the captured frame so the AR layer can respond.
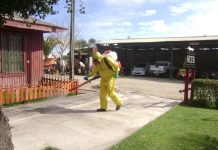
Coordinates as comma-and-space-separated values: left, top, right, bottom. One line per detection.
131, 63, 150, 76
149, 61, 175, 76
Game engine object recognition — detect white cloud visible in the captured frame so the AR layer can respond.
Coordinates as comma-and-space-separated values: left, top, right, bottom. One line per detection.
104, 0, 148, 5
93, 22, 114, 27
169, 2, 193, 15
134, 0, 218, 38
78, 20, 132, 40
142, 9, 157, 16
116, 21, 132, 27
104, 0, 175, 6
78, 0, 218, 40
167, 0, 218, 36
138, 20, 169, 32
90, 21, 132, 28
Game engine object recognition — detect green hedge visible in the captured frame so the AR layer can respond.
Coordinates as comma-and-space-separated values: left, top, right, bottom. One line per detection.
190, 79, 218, 109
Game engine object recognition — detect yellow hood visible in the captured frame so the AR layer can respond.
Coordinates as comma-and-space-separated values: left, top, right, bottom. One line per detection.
93, 52, 103, 62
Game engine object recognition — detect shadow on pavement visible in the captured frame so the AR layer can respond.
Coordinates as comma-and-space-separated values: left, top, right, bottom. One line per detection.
25, 105, 98, 114
143, 101, 180, 108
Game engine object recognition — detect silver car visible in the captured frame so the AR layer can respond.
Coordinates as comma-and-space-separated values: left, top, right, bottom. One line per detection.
132, 63, 150, 76
149, 61, 173, 76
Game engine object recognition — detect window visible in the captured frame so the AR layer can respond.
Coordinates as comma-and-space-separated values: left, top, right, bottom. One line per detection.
1, 33, 24, 73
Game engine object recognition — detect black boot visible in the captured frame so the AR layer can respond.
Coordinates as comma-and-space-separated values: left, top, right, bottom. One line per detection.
96, 108, 106, 112
116, 105, 121, 111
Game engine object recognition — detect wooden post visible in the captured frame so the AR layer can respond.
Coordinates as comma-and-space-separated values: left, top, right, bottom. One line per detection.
15, 86, 20, 103
20, 85, 24, 102
67, 81, 70, 94
49, 84, 51, 97
59, 81, 62, 96
72, 80, 76, 94
57, 81, 60, 96
34, 85, 37, 100
10, 86, 15, 104
5, 86, 9, 104
25, 85, 29, 101
42, 85, 45, 98
60, 81, 63, 96
46, 84, 49, 97
184, 68, 189, 104
38, 85, 41, 99
72, 81, 74, 94
57, 81, 59, 96
29, 85, 33, 100
43, 85, 46, 98
69, 82, 72, 94
0, 86, 4, 104
50, 84, 53, 97
53, 81, 56, 96
64, 81, 67, 94
73, 81, 75, 94
76, 80, 78, 94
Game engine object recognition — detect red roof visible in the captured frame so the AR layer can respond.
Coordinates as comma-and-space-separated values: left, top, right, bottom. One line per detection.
3, 16, 67, 33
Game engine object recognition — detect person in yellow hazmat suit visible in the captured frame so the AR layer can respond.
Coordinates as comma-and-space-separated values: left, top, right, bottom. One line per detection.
84, 48, 123, 112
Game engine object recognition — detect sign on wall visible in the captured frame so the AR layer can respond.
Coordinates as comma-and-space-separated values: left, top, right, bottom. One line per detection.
185, 47, 195, 68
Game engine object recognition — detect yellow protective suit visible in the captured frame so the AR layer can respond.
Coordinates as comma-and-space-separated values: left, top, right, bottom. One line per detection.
88, 52, 123, 110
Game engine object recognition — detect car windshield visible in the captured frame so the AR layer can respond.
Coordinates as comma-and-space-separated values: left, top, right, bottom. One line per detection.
135, 64, 145, 67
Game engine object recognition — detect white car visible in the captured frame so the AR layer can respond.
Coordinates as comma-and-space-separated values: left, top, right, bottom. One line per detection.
149, 61, 174, 76
131, 63, 150, 76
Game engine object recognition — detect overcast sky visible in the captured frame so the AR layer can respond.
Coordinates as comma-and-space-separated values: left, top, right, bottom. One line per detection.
45, 0, 218, 41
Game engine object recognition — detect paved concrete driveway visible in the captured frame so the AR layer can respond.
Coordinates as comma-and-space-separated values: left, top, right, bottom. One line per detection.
76, 75, 184, 100
5, 89, 181, 150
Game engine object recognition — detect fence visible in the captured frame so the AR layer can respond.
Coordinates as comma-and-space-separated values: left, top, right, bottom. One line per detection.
0, 74, 78, 105
42, 74, 70, 82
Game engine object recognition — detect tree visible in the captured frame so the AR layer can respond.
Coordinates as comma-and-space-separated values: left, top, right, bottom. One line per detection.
51, 32, 70, 58
0, 0, 86, 27
88, 38, 96, 47
0, 0, 60, 27
75, 39, 88, 52
43, 34, 61, 58
127, 36, 131, 39
51, 31, 71, 74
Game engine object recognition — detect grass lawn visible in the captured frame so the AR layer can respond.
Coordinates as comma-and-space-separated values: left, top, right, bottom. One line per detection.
110, 105, 218, 150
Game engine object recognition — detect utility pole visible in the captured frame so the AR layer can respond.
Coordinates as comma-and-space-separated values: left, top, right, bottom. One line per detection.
69, 0, 75, 80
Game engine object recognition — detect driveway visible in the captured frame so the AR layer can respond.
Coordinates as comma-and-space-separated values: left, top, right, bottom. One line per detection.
4, 76, 183, 150
77, 75, 184, 100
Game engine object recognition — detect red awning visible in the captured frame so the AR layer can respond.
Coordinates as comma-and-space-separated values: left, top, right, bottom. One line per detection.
3, 16, 68, 33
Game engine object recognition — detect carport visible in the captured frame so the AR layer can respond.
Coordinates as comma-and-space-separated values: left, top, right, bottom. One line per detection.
97, 35, 218, 78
